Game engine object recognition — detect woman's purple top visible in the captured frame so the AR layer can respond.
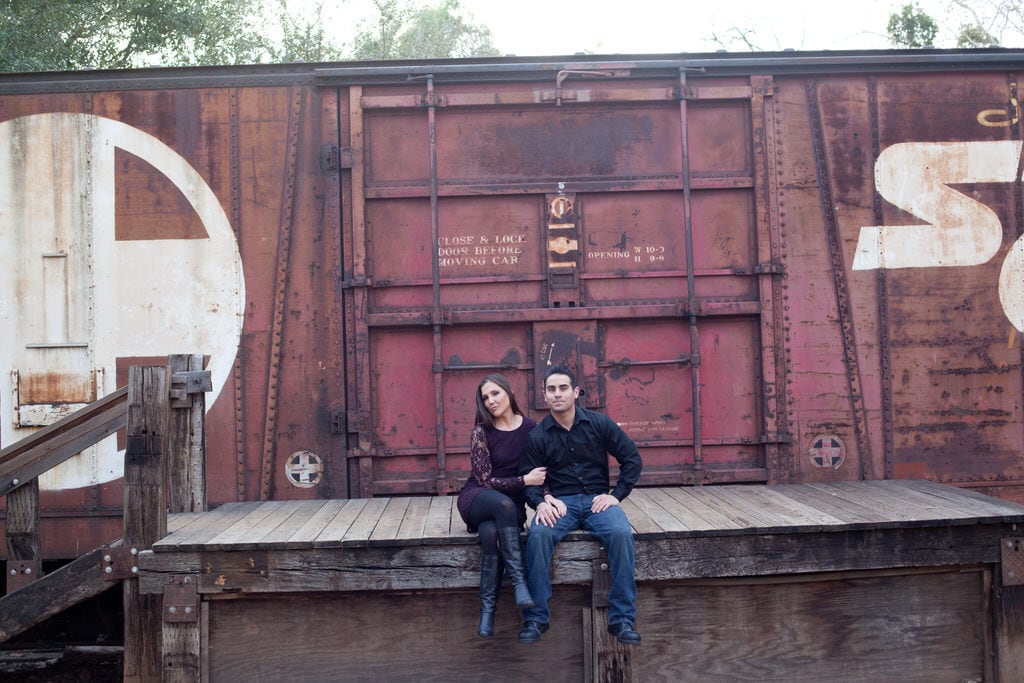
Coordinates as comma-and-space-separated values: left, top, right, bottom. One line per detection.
456, 416, 538, 531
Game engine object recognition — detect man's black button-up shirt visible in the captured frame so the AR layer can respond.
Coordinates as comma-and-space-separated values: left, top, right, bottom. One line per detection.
519, 405, 642, 509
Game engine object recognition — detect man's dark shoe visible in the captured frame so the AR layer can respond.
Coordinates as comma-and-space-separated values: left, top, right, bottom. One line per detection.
608, 621, 641, 645
518, 620, 549, 643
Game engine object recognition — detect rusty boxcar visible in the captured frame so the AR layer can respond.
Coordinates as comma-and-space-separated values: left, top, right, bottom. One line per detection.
4, 48, 1024, 562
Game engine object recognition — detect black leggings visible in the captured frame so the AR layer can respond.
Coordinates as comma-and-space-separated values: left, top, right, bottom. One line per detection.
467, 489, 519, 556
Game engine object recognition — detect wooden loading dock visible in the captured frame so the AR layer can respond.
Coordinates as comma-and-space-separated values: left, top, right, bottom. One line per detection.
140, 479, 1024, 682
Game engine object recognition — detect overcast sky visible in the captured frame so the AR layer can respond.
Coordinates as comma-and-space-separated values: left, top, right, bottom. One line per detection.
328, 0, 979, 56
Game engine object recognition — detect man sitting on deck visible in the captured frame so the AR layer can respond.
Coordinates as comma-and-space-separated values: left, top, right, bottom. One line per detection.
517, 364, 643, 645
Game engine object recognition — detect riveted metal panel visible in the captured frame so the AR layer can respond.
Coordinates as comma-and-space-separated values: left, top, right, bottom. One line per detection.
9, 52, 1024, 559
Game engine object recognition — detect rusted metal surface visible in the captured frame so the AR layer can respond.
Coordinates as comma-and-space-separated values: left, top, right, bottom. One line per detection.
4, 51, 1024, 558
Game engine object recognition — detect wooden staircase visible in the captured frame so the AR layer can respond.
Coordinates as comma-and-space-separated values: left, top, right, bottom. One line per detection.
0, 355, 210, 682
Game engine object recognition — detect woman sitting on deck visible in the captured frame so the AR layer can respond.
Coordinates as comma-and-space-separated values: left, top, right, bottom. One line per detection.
456, 374, 551, 637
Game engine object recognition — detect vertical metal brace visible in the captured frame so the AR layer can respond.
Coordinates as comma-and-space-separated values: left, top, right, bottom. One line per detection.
546, 188, 582, 308
163, 575, 200, 623
592, 554, 611, 607
425, 74, 449, 494
679, 68, 704, 479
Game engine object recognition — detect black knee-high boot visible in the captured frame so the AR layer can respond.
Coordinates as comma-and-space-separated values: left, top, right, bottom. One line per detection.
497, 527, 534, 610
477, 554, 501, 637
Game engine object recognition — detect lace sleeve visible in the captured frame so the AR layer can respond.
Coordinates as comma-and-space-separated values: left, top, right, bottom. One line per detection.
469, 425, 525, 492
468, 426, 493, 485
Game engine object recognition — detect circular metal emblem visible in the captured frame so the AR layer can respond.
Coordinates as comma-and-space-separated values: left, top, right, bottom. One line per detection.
549, 195, 573, 220
808, 435, 845, 470
285, 450, 323, 487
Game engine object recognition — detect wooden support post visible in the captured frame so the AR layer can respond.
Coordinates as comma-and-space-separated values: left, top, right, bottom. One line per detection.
167, 354, 207, 514
163, 354, 209, 681
996, 537, 1024, 680
161, 574, 201, 682
590, 607, 635, 683
589, 557, 635, 682
123, 365, 170, 683
4, 478, 41, 592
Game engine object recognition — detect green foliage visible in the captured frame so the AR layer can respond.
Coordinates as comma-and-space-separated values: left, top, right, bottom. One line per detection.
887, 2, 940, 48
0, 0, 273, 72
272, 0, 346, 63
352, 0, 499, 60
957, 23, 999, 47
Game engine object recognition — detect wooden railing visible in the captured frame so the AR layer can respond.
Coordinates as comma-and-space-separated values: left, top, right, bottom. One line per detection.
1, 354, 210, 682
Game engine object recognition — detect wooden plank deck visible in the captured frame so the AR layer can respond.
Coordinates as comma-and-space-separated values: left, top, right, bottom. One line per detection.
138, 480, 1024, 683
138, 478, 1024, 599
150, 480, 1024, 555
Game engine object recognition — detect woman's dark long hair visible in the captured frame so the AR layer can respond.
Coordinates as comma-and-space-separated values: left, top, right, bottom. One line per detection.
474, 374, 524, 428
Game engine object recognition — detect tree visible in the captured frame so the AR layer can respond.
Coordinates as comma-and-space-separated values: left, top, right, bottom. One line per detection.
950, 0, 1007, 46
0, 0, 273, 72
708, 26, 762, 52
957, 23, 999, 46
888, 3, 940, 47
272, 0, 347, 63
351, 0, 499, 61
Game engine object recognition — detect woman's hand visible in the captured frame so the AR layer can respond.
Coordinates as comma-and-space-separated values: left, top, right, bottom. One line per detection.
523, 466, 547, 486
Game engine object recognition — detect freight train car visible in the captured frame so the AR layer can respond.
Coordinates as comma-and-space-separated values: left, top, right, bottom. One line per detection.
4, 48, 1024, 562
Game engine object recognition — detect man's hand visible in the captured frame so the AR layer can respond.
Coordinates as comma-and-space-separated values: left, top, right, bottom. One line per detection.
591, 493, 620, 513
535, 499, 565, 527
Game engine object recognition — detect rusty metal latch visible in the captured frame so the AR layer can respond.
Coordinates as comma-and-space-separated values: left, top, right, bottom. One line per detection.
101, 546, 139, 581
163, 575, 200, 623
1002, 537, 1024, 586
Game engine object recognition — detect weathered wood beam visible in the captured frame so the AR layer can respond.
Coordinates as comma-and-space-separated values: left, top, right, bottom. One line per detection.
4, 478, 40, 591
0, 388, 128, 496
168, 354, 207, 514
123, 365, 170, 683
0, 541, 121, 642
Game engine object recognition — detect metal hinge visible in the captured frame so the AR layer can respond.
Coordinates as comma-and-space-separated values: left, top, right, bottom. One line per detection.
320, 144, 354, 172
754, 262, 786, 275
419, 92, 446, 108
331, 409, 346, 435
339, 276, 371, 290
760, 432, 794, 445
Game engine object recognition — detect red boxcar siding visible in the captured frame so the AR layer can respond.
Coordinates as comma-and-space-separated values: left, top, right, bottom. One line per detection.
345, 74, 773, 496
4, 53, 1024, 558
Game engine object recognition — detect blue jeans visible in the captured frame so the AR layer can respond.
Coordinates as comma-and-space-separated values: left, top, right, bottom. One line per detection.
522, 494, 637, 626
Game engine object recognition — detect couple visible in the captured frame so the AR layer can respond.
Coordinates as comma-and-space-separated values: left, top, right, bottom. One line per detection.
455, 365, 643, 646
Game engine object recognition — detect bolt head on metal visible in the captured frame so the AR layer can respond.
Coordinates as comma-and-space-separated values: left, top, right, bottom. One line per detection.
11, 478, 18, 486
104, 566, 113, 574
600, 563, 609, 571
184, 607, 193, 614
24, 567, 31, 575
9, 569, 15, 576
104, 555, 112, 562
169, 606, 177, 613
131, 566, 139, 574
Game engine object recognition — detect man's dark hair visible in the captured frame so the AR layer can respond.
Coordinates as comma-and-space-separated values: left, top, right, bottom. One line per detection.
544, 364, 577, 387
